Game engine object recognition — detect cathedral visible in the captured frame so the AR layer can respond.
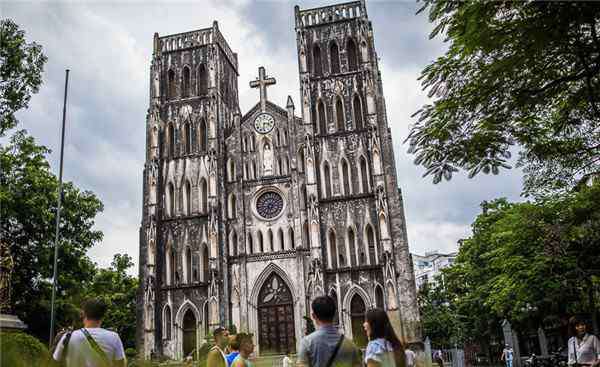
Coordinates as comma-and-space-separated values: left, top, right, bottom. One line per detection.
137, 0, 421, 360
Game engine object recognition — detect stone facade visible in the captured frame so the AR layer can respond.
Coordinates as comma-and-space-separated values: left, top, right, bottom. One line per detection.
137, 1, 420, 360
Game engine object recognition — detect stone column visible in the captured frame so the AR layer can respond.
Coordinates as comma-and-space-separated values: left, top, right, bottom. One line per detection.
538, 327, 548, 357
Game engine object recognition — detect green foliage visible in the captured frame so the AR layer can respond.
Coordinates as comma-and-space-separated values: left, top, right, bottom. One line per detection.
0, 19, 47, 135
0, 131, 104, 341
0, 331, 52, 367
418, 283, 463, 347
86, 254, 139, 350
408, 1, 600, 196
438, 182, 600, 340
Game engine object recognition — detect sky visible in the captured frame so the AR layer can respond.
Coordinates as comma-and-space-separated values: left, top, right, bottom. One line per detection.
4, 0, 524, 271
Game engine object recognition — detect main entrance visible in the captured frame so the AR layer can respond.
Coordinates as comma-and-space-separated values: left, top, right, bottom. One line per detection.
257, 273, 296, 354
182, 309, 197, 358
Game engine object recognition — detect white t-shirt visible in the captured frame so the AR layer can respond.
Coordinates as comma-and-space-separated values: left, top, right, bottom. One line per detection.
405, 349, 416, 367
53, 328, 125, 367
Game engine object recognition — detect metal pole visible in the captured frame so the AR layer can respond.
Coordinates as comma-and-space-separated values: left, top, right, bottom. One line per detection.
49, 69, 70, 348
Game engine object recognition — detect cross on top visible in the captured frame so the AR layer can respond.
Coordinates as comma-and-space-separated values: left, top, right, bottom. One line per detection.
250, 66, 276, 112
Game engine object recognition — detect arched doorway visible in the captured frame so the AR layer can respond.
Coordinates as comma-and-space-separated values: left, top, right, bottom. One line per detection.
350, 294, 367, 348
182, 309, 197, 359
257, 273, 296, 355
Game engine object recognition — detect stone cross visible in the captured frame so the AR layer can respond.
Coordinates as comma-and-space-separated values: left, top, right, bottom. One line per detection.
250, 66, 276, 112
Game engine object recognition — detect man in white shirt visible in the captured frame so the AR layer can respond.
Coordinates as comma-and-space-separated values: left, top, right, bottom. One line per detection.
53, 298, 126, 367
404, 345, 416, 367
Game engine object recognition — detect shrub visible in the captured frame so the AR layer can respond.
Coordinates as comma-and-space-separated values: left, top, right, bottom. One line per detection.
0, 331, 52, 367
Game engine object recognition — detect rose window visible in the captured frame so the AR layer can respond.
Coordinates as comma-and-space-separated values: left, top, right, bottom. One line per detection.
256, 191, 284, 219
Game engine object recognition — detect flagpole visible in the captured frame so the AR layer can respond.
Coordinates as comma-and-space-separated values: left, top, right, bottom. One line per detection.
49, 69, 70, 348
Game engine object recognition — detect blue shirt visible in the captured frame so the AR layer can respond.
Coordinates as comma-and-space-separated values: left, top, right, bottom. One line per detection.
227, 352, 240, 367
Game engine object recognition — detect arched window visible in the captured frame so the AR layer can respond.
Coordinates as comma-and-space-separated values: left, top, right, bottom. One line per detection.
347, 227, 357, 267
328, 230, 338, 269
303, 220, 309, 248
164, 305, 172, 340
278, 228, 285, 251
167, 69, 176, 100
341, 159, 351, 196
244, 162, 249, 180
243, 135, 248, 152
313, 44, 322, 76
251, 135, 256, 151
247, 232, 254, 254
330, 290, 339, 324
168, 123, 175, 158
252, 160, 257, 179
193, 254, 199, 282
166, 245, 173, 285
353, 95, 364, 129
228, 159, 236, 182
182, 66, 190, 98
184, 123, 191, 154
200, 178, 208, 213
268, 229, 274, 252
199, 119, 208, 152
330, 41, 340, 74
323, 162, 332, 198
185, 180, 191, 215
198, 64, 208, 95
230, 230, 238, 257
338, 232, 346, 267
298, 148, 305, 173
375, 286, 384, 309
318, 100, 327, 135
171, 248, 177, 285
366, 224, 377, 264
336, 97, 345, 131
277, 157, 283, 176
185, 247, 192, 283
258, 231, 264, 252
228, 194, 236, 219
360, 156, 370, 193
167, 183, 175, 216
202, 243, 209, 282
289, 227, 295, 249
347, 38, 358, 72
350, 294, 367, 347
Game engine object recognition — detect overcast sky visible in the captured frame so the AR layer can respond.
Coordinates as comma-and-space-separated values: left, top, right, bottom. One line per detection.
4, 0, 523, 271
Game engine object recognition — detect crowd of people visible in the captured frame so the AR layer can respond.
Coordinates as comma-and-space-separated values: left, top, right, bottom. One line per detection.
51, 296, 599, 367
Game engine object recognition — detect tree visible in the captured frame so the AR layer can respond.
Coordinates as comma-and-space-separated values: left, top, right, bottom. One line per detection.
418, 282, 461, 348
442, 183, 600, 339
0, 19, 47, 136
85, 254, 138, 350
0, 131, 104, 341
408, 2, 600, 196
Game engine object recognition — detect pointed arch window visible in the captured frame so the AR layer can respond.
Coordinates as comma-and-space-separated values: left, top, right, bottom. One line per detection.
360, 156, 370, 193
289, 227, 295, 249
353, 94, 364, 130
184, 180, 191, 215
258, 231, 264, 252
164, 305, 172, 340
248, 232, 254, 254
171, 248, 177, 285
200, 178, 208, 213
350, 294, 367, 347
230, 230, 238, 257
341, 159, 351, 196
198, 64, 208, 95
347, 38, 358, 72
185, 247, 192, 283
199, 119, 208, 152
228, 159, 236, 182
313, 44, 323, 76
278, 228, 285, 251
166, 245, 173, 285
347, 227, 357, 267
336, 97, 345, 131
184, 123, 191, 154
330, 41, 340, 74
303, 221, 309, 248
268, 229, 274, 252
168, 123, 175, 158
202, 243, 209, 282
298, 148, 305, 173
228, 193, 237, 219
328, 230, 338, 269
375, 286, 384, 308
323, 162, 332, 198
366, 224, 377, 265
167, 183, 175, 216
182, 66, 191, 98
318, 100, 327, 135
330, 290, 339, 324
167, 69, 176, 100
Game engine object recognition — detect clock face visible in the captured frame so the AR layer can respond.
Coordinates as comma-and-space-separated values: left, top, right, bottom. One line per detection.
254, 113, 275, 134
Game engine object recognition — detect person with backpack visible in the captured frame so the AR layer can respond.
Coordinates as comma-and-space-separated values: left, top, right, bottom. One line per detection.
362, 308, 406, 367
296, 295, 361, 367
52, 298, 126, 367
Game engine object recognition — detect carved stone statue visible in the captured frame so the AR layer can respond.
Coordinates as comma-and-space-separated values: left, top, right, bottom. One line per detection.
263, 141, 274, 175
152, 64, 160, 98
0, 242, 14, 314
308, 194, 319, 222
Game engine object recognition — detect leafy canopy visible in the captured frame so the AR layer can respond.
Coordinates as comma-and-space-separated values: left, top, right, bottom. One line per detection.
0, 19, 47, 136
408, 1, 600, 196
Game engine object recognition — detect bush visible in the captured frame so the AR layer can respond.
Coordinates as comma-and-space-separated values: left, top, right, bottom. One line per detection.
0, 331, 52, 367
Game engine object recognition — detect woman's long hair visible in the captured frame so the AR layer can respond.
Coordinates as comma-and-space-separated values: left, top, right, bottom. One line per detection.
365, 308, 406, 367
